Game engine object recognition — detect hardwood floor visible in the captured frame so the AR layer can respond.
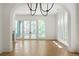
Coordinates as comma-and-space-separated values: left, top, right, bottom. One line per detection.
0, 40, 79, 56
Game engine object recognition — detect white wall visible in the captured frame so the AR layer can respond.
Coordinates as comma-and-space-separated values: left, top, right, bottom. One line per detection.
0, 4, 3, 52
15, 15, 57, 39
0, 4, 15, 52
58, 3, 78, 52
76, 4, 79, 52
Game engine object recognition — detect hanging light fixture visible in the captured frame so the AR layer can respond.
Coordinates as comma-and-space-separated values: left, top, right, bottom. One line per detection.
27, 3, 38, 16
40, 3, 48, 16
27, 3, 54, 16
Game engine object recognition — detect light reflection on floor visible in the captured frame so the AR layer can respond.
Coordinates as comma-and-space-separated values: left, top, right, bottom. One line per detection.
53, 41, 63, 48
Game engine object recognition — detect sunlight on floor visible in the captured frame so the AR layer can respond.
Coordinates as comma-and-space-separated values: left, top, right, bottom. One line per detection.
53, 41, 63, 48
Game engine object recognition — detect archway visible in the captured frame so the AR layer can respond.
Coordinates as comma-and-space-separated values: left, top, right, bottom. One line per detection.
10, 3, 71, 52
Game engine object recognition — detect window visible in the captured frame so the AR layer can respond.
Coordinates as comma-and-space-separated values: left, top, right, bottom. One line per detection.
38, 20, 45, 38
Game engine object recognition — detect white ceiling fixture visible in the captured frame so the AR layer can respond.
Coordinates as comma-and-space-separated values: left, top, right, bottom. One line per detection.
27, 3, 54, 16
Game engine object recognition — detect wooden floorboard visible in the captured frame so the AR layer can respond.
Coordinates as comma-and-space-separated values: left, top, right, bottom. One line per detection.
0, 40, 79, 56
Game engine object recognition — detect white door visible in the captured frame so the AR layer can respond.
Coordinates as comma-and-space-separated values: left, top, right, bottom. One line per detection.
24, 20, 37, 39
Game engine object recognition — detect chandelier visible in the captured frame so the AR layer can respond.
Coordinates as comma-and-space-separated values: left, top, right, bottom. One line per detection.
27, 3, 54, 16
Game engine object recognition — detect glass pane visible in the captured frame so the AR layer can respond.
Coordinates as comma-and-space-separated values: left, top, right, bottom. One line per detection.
24, 21, 30, 39
20, 21, 23, 38
15, 20, 18, 34
38, 20, 45, 38
31, 21, 37, 39
15, 20, 21, 38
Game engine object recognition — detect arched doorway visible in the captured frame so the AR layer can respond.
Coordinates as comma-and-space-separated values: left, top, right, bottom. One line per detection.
10, 3, 71, 53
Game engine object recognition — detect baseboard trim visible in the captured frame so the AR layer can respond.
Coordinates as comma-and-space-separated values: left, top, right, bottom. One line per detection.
67, 50, 79, 54
0, 50, 14, 54
0, 52, 2, 54
16, 39, 57, 41
56, 40, 79, 54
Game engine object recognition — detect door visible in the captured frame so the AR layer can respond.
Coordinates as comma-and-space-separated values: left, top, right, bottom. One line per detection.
30, 20, 37, 39
15, 20, 45, 40
24, 20, 37, 39
24, 21, 30, 39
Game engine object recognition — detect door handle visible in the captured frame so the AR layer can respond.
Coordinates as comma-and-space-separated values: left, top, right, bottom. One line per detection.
29, 32, 31, 34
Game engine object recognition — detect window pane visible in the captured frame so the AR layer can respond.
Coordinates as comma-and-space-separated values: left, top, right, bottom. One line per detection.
31, 21, 37, 39
24, 21, 30, 39
38, 20, 45, 38
15, 20, 21, 38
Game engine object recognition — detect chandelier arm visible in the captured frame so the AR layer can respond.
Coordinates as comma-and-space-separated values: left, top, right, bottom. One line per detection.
27, 3, 53, 16
27, 3, 37, 16
30, 10, 37, 16
40, 3, 54, 12
30, 3, 37, 16
27, 3, 38, 11
40, 4, 48, 16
